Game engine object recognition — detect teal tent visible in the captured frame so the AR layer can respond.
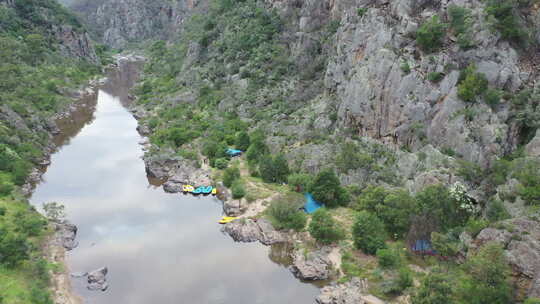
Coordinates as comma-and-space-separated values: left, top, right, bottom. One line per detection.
304, 193, 323, 214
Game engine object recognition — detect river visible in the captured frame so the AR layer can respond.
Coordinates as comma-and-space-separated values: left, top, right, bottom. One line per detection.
29, 63, 320, 303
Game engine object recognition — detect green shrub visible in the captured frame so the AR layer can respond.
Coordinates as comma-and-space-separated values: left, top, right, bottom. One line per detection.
376, 248, 400, 268
400, 61, 411, 74
222, 166, 240, 188
357, 7, 368, 17
308, 208, 345, 244
485, 89, 502, 107
458, 243, 512, 304
465, 218, 489, 237
524, 298, 540, 304
287, 173, 313, 192
356, 186, 415, 237
231, 180, 246, 199
259, 154, 290, 184
0, 232, 29, 267
310, 169, 350, 208
214, 158, 229, 169
267, 196, 307, 231
235, 131, 250, 151
456, 159, 484, 184
412, 268, 454, 304
396, 267, 414, 291
485, 0, 529, 44
353, 211, 387, 254
0, 181, 14, 196
458, 65, 488, 103
416, 16, 447, 53
487, 199, 510, 222
448, 5, 475, 49
427, 72, 445, 83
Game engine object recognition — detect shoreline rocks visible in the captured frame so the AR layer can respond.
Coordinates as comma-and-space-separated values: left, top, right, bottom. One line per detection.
221, 218, 284, 245
289, 246, 334, 281
316, 278, 383, 304
87, 267, 109, 291
55, 221, 79, 251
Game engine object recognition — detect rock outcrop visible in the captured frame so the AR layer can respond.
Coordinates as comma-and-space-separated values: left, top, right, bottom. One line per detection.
71, 0, 205, 48
475, 217, 540, 298
289, 246, 334, 281
54, 25, 99, 64
316, 278, 385, 304
221, 218, 284, 245
87, 267, 109, 291
55, 221, 79, 251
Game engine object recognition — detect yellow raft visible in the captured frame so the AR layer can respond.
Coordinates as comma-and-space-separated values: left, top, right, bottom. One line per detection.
219, 216, 238, 224
182, 185, 194, 193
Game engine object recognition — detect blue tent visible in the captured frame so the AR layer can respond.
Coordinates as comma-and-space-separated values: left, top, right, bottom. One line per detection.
226, 148, 243, 157
411, 240, 436, 255
304, 193, 323, 214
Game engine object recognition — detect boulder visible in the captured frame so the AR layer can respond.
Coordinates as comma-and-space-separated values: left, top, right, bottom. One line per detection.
87, 267, 108, 291
290, 247, 333, 281
221, 219, 284, 245
56, 222, 79, 251
315, 278, 383, 304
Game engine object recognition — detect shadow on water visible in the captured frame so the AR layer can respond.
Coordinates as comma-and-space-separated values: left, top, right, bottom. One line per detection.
30, 60, 322, 303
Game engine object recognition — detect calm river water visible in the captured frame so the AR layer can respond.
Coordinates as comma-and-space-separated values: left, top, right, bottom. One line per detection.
30, 64, 320, 304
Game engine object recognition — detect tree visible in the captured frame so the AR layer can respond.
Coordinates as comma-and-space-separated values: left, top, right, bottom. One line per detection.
231, 180, 246, 199
412, 268, 455, 304
259, 154, 290, 184
310, 169, 349, 208
356, 186, 414, 237
287, 173, 313, 192
457, 243, 512, 304
235, 131, 250, 151
352, 211, 387, 254
416, 16, 446, 53
414, 184, 470, 232
308, 208, 344, 244
431, 232, 459, 259
223, 166, 240, 188
267, 197, 307, 231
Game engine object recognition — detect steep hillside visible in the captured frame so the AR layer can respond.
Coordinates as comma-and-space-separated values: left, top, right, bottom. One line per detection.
69, 0, 204, 49
0, 0, 103, 302
72, 0, 540, 302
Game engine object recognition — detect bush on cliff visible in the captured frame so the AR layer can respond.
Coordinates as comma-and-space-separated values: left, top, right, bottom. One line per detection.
416, 16, 446, 53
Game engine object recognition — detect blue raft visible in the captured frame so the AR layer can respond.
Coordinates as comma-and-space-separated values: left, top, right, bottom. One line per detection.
303, 193, 323, 214
193, 186, 213, 195
226, 148, 243, 157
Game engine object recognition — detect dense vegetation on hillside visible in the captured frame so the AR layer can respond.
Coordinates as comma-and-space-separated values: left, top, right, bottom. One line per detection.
134, 0, 540, 302
0, 0, 103, 302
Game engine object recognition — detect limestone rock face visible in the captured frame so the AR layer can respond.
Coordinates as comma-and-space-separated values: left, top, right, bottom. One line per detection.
53, 25, 99, 64
71, 0, 204, 49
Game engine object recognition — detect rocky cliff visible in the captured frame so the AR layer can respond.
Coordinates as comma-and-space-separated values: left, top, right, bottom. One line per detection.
70, 0, 205, 49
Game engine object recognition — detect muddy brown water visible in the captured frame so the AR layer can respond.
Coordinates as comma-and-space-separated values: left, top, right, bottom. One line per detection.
29, 63, 321, 304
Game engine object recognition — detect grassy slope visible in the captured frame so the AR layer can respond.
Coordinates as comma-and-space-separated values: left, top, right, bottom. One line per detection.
0, 0, 104, 302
